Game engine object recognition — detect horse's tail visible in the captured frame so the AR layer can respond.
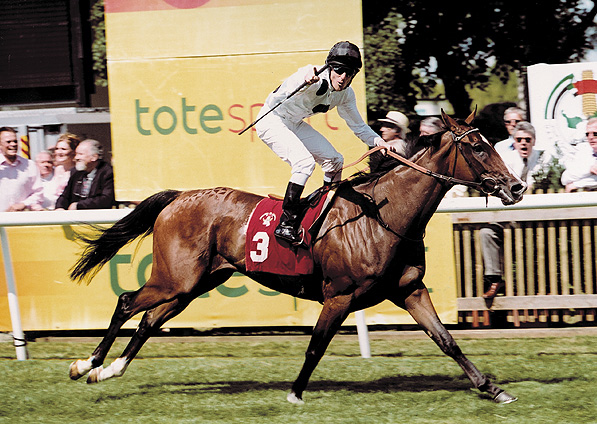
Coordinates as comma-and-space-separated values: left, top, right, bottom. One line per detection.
70, 189, 182, 284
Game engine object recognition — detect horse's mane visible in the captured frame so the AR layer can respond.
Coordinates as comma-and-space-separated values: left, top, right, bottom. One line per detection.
345, 130, 445, 188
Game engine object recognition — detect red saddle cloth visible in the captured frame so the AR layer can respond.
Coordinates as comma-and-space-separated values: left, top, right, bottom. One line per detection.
245, 193, 329, 276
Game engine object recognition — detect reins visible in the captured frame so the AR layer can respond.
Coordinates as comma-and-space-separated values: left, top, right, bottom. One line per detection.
329, 127, 498, 242
343, 128, 499, 196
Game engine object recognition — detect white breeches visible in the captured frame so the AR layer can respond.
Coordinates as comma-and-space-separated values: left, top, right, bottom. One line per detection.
256, 114, 344, 185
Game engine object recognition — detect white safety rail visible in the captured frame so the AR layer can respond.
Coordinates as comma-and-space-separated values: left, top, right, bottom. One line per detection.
0, 209, 130, 360
2, 192, 597, 359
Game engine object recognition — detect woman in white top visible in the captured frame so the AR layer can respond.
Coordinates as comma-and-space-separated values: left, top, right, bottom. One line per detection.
53, 133, 81, 198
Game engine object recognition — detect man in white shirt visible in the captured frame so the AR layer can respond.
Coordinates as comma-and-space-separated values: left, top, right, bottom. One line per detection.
561, 117, 597, 192
0, 127, 43, 212
501, 122, 552, 188
493, 107, 526, 157
481, 121, 549, 298
255, 41, 395, 245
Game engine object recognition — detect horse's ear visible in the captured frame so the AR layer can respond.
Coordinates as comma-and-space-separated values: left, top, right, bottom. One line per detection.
441, 109, 458, 131
465, 106, 477, 124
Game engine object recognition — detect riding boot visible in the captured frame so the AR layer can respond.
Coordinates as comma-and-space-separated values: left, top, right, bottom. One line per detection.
274, 182, 305, 245
482, 275, 505, 299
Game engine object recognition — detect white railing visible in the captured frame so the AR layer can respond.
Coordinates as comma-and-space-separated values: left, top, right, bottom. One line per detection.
0, 209, 130, 360
2, 192, 597, 359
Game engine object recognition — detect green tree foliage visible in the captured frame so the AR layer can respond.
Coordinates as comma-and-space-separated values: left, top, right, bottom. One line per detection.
89, 1, 597, 115
90, 0, 107, 87
363, 1, 597, 118
363, 9, 416, 120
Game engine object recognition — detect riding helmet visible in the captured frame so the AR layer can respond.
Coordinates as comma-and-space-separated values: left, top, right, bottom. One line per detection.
326, 41, 362, 74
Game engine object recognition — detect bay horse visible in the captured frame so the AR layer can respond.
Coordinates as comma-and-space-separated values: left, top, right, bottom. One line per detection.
68, 110, 524, 404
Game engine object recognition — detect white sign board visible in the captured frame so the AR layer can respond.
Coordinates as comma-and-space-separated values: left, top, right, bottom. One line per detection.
528, 62, 597, 161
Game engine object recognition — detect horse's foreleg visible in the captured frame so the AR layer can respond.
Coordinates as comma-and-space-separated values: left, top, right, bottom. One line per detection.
69, 284, 176, 381
87, 297, 190, 384
288, 294, 352, 404
393, 284, 517, 404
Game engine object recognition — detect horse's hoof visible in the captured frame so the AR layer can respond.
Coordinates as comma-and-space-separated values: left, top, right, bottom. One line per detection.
69, 361, 83, 380
86, 366, 103, 384
287, 392, 305, 405
69, 360, 90, 380
494, 391, 518, 404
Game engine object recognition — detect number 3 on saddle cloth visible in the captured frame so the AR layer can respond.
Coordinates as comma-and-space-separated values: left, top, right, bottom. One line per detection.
245, 190, 333, 276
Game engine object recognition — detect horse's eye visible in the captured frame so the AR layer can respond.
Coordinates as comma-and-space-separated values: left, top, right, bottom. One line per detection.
472, 144, 485, 153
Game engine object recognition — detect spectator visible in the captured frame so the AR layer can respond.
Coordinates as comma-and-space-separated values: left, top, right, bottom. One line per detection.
561, 117, 597, 192
53, 132, 81, 196
419, 116, 444, 136
493, 107, 526, 157
368, 111, 411, 173
481, 121, 551, 298
0, 126, 43, 211
378, 111, 410, 157
501, 121, 552, 188
254, 41, 394, 245
34, 150, 59, 210
55, 139, 115, 210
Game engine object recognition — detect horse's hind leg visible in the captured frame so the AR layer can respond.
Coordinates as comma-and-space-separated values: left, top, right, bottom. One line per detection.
390, 282, 517, 404
288, 294, 352, 404
83, 269, 235, 383
86, 296, 190, 383
69, 283, 180, 380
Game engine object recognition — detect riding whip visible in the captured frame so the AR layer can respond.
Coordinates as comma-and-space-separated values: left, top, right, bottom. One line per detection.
238, 63, 330, 135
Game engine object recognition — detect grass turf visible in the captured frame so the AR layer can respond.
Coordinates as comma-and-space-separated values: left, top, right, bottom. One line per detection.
0, 334, 596, 423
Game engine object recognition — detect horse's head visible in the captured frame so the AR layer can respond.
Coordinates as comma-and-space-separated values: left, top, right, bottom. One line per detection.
440, 109, 525, 205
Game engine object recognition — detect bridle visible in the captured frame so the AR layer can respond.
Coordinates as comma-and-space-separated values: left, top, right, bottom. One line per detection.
355, 128, 500, 196
446, 128, 500, 195
336, 127, 501, 241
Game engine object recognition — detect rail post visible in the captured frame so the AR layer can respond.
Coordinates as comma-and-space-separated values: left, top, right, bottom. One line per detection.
0, 227, 28, 360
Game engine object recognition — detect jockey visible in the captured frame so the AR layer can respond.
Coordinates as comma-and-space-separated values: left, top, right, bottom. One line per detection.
255, 41, 395, 245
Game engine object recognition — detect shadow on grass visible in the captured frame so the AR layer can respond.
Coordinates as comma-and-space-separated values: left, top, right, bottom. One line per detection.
93, 374, 480, 402
90, 372, 585, 403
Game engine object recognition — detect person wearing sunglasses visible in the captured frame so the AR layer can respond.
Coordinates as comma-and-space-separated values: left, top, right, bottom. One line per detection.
255, 41, 395, 245
481, 121, 552, 299
561, 117, 597, 192
493, 106, 526, 157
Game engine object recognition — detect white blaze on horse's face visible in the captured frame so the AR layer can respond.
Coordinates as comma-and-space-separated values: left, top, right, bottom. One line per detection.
480, 134, 492, 146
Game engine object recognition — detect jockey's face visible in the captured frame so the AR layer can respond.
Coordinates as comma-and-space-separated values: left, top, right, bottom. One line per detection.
330, 68, 355, 91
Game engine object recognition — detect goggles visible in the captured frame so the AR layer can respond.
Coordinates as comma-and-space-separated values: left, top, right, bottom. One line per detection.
330, 63, 358, 77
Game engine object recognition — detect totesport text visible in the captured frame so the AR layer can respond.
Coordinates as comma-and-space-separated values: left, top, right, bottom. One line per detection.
134, 97, 341, 137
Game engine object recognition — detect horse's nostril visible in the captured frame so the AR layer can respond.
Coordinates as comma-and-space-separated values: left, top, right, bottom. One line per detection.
511, 183, 525, 196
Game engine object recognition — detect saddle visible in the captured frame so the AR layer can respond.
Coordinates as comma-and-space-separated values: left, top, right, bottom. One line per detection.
245, 186, 335, 276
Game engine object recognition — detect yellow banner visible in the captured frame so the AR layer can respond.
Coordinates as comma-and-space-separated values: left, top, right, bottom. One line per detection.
105, 0, 369, 200
0, 214, 457, 331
